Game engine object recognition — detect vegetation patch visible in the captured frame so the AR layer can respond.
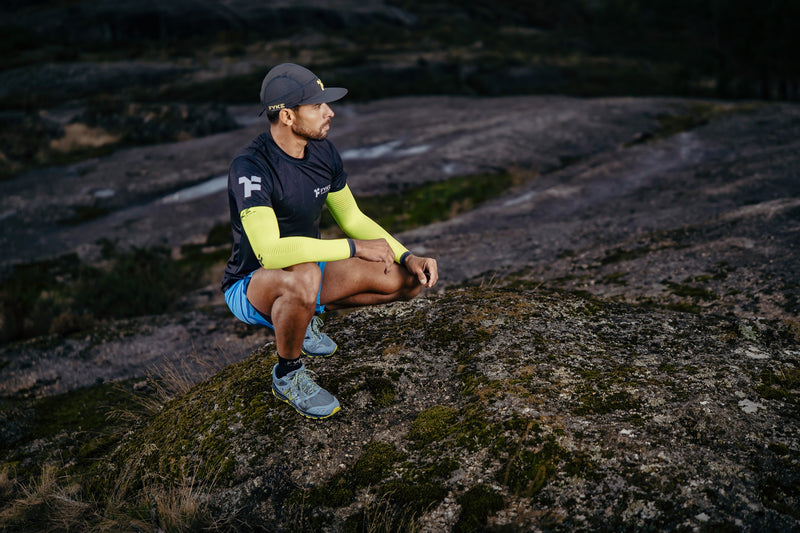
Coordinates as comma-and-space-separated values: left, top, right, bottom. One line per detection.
287, 441, 410, 530
500, 441, 552, 496
756, 367, 800, 405
406, 405, 460, 448
601, 246, 653, 265
665, 281, 717, 301
0, 239, 223, 344
322, 170, 529, 235
573, 389, 640, 416
324, 366, 398, 407
654, 102, 763, 139
454, 484, 505, 532
0, 380, 148, 480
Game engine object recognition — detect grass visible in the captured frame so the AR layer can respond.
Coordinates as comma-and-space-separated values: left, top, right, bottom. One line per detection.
0, 343, 243, 531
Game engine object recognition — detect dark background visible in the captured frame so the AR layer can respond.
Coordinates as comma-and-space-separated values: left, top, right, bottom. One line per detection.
2, 0, 798, 106
2, 0, 797, 181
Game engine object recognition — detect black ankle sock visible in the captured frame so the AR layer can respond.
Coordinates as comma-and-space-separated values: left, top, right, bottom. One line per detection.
276, 356, 303, 379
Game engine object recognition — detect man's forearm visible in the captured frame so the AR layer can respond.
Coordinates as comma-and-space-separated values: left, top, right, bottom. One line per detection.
326, 186, 409, 262
241, 206, 353, 269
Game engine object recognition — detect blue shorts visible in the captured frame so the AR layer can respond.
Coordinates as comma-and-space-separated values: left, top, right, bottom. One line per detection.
224, 263, 326, 329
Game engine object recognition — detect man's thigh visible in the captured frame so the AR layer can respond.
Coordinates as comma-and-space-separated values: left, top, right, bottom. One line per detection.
320, 257, 417, 309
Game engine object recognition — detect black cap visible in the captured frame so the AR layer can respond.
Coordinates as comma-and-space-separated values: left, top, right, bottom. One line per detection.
260, 63, 347, 112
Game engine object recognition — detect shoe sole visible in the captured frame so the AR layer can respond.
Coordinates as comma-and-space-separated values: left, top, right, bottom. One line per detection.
301, 345, 338, 358
272, 387, 341, 419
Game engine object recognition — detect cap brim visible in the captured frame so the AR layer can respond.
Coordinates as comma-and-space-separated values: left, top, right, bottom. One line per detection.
301, 87, 348, 105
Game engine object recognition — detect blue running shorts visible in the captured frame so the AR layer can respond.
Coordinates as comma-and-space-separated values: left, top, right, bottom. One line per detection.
224, 262, 326, 329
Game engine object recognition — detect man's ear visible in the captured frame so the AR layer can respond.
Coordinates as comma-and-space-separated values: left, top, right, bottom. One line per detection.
279, 108, 295, 125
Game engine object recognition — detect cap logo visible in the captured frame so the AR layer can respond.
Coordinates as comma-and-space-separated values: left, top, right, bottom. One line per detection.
317, 79, 325, 91
268, 103, 285, 111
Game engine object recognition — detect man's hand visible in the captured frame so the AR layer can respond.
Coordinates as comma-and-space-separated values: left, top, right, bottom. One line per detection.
404, 254, 438, 288
353, 238, 395, 273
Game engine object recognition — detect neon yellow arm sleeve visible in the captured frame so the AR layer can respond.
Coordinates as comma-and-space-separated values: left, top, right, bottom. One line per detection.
326, 185, 409, 263
240, 206, 352, 269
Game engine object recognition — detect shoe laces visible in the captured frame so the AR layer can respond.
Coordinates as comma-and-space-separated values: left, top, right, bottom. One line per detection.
289, 367, 321, 398
306, 315, 324, 341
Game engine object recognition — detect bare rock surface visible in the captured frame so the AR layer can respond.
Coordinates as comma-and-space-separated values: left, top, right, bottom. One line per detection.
0, 95, 672, 267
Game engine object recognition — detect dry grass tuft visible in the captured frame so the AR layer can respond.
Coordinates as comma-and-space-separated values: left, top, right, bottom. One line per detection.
0, 464, 92, 532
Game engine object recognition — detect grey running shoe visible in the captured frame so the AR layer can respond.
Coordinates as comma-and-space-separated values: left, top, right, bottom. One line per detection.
302, 315, 338, 357
272, 364, 341, 419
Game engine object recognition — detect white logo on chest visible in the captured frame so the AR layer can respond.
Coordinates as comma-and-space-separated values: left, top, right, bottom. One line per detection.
314, 185, 331, 198
239, 176, 262, 198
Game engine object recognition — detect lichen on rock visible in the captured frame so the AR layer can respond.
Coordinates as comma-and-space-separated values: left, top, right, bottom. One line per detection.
81, 285, 800, 531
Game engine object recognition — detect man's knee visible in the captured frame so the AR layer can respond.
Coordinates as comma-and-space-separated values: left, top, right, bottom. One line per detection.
396, 272, 423, 301
283, 264, 322, 306
250, 263, 321, 311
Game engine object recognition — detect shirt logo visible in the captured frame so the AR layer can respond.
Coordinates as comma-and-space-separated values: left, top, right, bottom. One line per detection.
239, 176, 262, 198
314, 185, 330, 198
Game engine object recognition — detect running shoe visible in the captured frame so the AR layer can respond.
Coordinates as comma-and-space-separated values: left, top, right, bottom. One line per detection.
302, 315, 338, 357
272, 363, 341, 419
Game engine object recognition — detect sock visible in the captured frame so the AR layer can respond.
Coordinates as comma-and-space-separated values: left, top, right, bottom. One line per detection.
276, 356, 303, 379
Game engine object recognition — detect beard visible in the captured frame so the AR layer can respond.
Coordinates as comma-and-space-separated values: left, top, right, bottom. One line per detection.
292, 120, 329, 141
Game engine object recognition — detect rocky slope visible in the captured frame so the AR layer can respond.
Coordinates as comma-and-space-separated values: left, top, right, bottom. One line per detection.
2, 2, 799, 530
2, 96, 798, 399
101, 286, 799, 531
1, 95, 798, 532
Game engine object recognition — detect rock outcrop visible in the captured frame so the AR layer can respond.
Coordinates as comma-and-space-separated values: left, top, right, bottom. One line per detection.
80, 287, 800, 531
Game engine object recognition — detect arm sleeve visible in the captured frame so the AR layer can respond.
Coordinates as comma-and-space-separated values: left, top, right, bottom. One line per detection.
241, 206, 352, 269
326, 185, 410, 263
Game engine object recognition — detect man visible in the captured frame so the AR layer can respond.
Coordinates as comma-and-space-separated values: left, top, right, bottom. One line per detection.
222, 63, 439, 419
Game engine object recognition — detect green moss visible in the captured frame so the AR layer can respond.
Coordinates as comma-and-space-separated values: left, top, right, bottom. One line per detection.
0, 242, 225, 343
407, 405, 459, 447
768, 442, 791, 456
364, 376, 396, 406
665, 301, 702, 314
324, 366, 398, 406
654, 102, 762, 139
1, 379, 148, 480
666, 282, 718, 301
289, 440, 407, 515
499, 437, 560, 497
756, 367, 800, 404
204, 222, 232, 246
352, 442, 407, 486
601, 247, 652, 265
90, 353, 281, 499
453, 408, 497, 451
295, 470, 355, 510
343, 479, 449, 533
562, 449, 600, 479
404, 457, 460, 485
380, 480, 448, 508
572, 390, 640, 416
454, 484, 505, 533
322, 171, 526, 235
